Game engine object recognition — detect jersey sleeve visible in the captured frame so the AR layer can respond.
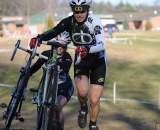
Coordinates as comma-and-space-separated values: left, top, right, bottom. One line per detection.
89, 16, 106, 53
39, 17, 70, 41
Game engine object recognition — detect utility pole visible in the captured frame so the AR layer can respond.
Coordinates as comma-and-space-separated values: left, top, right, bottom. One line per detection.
27, 0, 30, 25
48, 0, 53, 16
46, 0, 56, 29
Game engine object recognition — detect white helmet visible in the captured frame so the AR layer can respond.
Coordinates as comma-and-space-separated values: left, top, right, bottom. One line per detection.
69, 0, 92, 6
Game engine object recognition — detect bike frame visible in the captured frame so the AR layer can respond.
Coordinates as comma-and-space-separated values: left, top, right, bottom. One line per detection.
3, 39, 46, 129
36, 42, 61, 130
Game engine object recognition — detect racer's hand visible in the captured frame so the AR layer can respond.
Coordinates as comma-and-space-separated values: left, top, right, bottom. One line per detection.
29, 37, 41, 49
75, 46, 89, 58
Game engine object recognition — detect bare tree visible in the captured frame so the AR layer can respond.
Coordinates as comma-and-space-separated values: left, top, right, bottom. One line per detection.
0, 0, 47, 16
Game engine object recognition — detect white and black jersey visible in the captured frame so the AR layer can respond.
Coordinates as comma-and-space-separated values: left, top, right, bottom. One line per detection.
39, 13, 106, 56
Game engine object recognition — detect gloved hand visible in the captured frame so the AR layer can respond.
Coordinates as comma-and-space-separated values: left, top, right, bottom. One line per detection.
75, 46, 89, 58
29, 37, 41, 49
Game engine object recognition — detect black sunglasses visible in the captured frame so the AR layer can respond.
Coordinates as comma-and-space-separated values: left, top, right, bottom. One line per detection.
74, 11, 86, 14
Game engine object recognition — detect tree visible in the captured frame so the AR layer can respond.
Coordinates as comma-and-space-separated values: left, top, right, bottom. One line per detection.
116, 1, 135, 12
0, 0, 47, 16
145, 21, 152, 31
0, 0, 24, 16
46, 15, 55, 30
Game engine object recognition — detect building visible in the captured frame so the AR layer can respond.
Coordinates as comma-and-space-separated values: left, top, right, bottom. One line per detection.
108, 7, 160, 31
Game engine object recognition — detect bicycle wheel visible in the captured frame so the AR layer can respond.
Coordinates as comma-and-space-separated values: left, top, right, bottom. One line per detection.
40, 105, 59, 130
4, 75, 28, 129
36, 105, 43, 130
48, 66, 59, 130
39, 67, 59, 130
36, 73, 46, 130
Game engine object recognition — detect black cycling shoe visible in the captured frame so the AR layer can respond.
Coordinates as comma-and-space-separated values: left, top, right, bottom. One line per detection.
78, 110, 88, 128
89, 125, 99, 130
57, 121, 64, 130
58, 128, 63, 130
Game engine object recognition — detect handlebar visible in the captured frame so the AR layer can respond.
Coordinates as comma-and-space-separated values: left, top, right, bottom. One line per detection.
11, 39, 68, 61
18, 46, 48, 60
11, 40, 48, 61
10, 40, 20, 61
75, 54, 81, 65
42, 39, 64, 47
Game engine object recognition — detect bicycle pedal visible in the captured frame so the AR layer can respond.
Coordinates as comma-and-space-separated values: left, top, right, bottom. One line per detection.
31, 96, 38, 104
16, 115, 25, 122
29, 88, 38, 93
44, 101, 51, 106
18, 117, 25, 122
3, 112, 7, 119
0, 103, 7, 108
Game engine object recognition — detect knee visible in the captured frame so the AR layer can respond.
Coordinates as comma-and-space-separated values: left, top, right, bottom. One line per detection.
78, 90, 88, 98
90, 97, 100, 107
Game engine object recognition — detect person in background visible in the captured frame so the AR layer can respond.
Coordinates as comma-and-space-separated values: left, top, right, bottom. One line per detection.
30, 32, 74, 130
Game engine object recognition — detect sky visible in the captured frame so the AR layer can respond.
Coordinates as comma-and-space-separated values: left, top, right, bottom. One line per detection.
95, 0, 157, 5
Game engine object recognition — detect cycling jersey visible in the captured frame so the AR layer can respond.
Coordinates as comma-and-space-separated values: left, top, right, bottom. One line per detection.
39, 13, 106, 57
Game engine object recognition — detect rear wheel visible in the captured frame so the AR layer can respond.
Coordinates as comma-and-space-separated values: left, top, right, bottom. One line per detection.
4, 92, 22, 129
4, 75, 28, 129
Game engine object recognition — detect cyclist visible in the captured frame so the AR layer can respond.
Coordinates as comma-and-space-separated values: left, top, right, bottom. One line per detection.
30, 32, 74, 130
29, 0, 107, 130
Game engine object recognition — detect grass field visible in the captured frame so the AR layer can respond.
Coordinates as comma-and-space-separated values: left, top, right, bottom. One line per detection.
0, 31, 160, 130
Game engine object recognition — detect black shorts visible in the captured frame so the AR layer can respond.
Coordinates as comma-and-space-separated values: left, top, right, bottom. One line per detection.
57, 77, 74, 101
74, 51, 106, 86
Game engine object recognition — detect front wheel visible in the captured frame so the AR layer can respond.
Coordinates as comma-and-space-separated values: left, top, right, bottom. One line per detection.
37, 105, 59, 130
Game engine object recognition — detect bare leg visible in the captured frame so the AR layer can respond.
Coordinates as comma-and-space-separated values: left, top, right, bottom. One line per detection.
75, 75, 89, 128
75, 75, 89, 109
57, 95, 67, 130
89, 84, 103, 122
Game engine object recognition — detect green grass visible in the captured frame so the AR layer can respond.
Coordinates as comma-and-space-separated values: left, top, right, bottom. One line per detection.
105, 33, 160, 105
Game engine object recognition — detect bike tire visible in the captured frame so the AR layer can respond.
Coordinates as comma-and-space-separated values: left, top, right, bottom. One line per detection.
37, 66, 59, 130
47, 66, 59, 130
5, 95, 21, 129
36, 72, 46, 130
41, 105, 58, 130
36, 105, 43, 130
5, 75, 28, 129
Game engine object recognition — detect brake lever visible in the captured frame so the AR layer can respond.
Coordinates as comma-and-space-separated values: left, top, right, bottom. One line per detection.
75, 54, 81, 65
31, 38, 40, 59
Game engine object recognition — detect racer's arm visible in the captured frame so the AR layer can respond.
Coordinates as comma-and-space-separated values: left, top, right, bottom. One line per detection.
30, 58, 45, 75
38, 18, 69, 41
30, 50, 49, 75
89, 17, 105, 53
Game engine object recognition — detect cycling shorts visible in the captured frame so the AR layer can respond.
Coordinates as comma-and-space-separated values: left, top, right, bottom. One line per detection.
58, 77, 74, 101
74, 51, 106, 86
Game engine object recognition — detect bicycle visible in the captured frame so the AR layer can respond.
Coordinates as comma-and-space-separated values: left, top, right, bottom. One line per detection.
3, 39, 47, 129
30, 40, 64, 130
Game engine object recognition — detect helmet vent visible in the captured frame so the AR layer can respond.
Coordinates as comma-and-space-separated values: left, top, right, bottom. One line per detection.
81, 2, 86, 5
72, 1, 76, 5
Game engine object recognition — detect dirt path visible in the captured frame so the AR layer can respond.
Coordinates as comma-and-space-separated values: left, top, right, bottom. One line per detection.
0, 100, 159, 130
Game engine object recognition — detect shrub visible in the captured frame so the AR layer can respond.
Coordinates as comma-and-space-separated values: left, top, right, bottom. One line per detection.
145, 21, 152, 31
46, 15, 55, 30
